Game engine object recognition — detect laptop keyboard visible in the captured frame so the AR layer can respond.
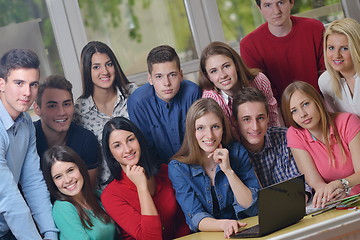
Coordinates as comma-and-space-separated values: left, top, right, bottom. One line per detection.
230, 224, 260, 238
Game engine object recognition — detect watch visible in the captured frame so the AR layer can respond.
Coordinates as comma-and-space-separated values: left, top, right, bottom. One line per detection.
339, 178, 351, 195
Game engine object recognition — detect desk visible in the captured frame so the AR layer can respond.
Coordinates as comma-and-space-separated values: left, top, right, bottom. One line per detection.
176, 204, 360, 240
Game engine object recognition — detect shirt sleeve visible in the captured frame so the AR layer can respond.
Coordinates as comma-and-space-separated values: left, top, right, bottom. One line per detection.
19, 119, 58, 239
168, 161, 213, 232
52, 201, 90, 240
101, 184, 162, 240
0, 133, 43, 240
286, 127, 307, 150
252, 73, 280, 127
228, 143, 260, 218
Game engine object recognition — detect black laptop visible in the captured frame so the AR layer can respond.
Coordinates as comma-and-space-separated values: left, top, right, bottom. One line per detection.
230, 175, 306, 238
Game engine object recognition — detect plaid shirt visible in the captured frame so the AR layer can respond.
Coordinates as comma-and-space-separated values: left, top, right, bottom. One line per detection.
248, 127, 311, 193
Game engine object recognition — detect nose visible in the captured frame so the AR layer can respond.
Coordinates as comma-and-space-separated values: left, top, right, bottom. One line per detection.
102, 66, 110, 75
274, 4, 281, 13
205, 128, 214, 138
23, 85, 31, 97
163, 76, 171, 86
251, 120, 259, 130
58, 106, 66, 115
220, 69, 228, 79
335, 49, 342, 58
123, 143, 132, 153
63, 174, 71, 184
299, 108, 308, 118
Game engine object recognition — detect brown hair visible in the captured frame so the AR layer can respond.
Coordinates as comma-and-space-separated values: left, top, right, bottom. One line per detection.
172, 98, 233, 165
281, 81, 346, 167
199, 41, 259, 91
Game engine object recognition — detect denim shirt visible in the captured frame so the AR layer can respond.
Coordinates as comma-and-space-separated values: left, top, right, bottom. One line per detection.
168, 142, 260, 232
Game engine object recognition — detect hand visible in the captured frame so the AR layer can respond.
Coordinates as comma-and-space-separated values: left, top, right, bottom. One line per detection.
313, 181, 344, 208
125, 165, 147, 190
219, 219, 247, 238
208, 144, 231, 173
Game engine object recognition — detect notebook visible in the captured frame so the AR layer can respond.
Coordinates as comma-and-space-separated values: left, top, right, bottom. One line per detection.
230, 175, 306, 238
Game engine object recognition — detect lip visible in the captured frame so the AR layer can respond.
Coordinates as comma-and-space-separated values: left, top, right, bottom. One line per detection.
302, 118, 312, 124
220, 79, 231, 86
124, 152, 136, 160
248, 132, 261, 137
55, 118, 68, 123
64, 182, 77, 191
332, 60, 344, 65
163, 89, 173, 94
203, 139, 216, 146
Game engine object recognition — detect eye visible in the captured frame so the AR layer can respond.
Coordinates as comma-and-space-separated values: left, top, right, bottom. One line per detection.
212, 125, 220, 129
113, 143, 120, 149
155, 75, 162, 79
223, 64, 231, 69
303, 102, 309, 107
290, 109, 297, 114
67, 167, 74, 173
30, 82, 39, 88
278, 1, 284, 6
92, 65, 100, 70
14, 81, 23, 86
196, 126, 203, 131
47, 104, 57, 109
53, 175, 62, 180
264, 3, 270, 7
209, 69, 217, 74
64, 102, 73, 107
327, 46, 334, 51
242, 118, 250, 122
169, 73, 177, 78
341, 47, 349, 51
106, 62, 113, 67
128, 137, 136, 142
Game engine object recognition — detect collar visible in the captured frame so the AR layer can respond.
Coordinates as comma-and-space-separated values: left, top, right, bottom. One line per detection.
78, 87, 124, 114
221, 90, 231, 105
0, 100, 25, 130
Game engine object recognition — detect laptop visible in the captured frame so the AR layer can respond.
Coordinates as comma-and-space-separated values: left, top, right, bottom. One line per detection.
230, 175, 306, 238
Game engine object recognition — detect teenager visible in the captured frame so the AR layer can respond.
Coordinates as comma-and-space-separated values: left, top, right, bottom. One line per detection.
42, 145, 116, 240
281, 81, 360, 208
101, 117, 189, 240
169, 98, 259, 238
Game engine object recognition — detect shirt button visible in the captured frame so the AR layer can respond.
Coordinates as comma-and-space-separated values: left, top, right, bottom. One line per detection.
208, 200, 211, 204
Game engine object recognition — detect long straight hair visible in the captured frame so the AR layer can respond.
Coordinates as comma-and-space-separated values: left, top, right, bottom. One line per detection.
79, 41, 131, 98
324, 18, 360, 99
199, 41, 259, 91
172, 98, 233, 165
281, 81, 346, 167
42, 145, 111, 229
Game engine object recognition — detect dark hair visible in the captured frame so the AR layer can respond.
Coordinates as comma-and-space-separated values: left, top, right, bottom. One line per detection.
232, 87, 269, 118
199, 41, 259, 91
0, 49, 40, 80
255, 0, 293, 7
146, 45, 181, 74
102, 117, 160, 180
79, 41, 130, 98
36, 75, 73, 107
42, 145, 111, 229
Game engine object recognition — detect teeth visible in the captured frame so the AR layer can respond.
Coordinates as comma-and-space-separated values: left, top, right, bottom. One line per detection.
65, 183, 76, 189
125, 153, 135, 159
55, 119, 66, 123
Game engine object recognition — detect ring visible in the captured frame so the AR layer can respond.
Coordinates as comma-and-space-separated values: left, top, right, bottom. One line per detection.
218, 152, 223, 156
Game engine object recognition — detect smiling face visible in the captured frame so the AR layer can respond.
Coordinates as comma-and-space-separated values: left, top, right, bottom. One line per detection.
205, 54, 239, 95
289, 90, 321, 131
51, 161, 84, 201
326, 33, 355, 76
109, 129, 141, 169
148, 60, 183, 102
195, 112, 223, 154
258, 0, 294, 29
34, 88, 74, 135
0, 68, 39, 120
236, 101, 269, 153
91, 52, 116, 91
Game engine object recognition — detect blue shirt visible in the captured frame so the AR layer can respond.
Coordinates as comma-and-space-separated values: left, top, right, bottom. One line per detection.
34, 120, 99, 169
0, 100, 58, 239
168, 142, 260, 232
128, 80, 201, 163
247, 127, 312, 193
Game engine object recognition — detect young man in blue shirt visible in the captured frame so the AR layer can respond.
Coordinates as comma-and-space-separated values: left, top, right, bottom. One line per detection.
233, 87, 311, 199
33, 75, 99, 188
128, 45, 201, 164
0, 49, 58, 239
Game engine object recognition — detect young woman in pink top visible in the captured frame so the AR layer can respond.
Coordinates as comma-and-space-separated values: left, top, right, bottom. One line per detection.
199, 41, 280, 136
281, 81, 360, 208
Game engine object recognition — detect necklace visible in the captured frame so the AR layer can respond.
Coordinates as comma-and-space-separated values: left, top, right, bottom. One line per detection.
210, 164, 218, 172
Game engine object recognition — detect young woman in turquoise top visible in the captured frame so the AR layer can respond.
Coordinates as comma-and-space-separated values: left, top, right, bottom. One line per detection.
42, 145, 116, 240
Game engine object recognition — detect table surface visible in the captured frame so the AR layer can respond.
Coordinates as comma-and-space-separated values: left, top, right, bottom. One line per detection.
175, 204, 359, 240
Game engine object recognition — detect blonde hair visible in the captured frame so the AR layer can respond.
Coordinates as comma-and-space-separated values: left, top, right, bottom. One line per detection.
281, 81, 346, 167
172, 98, 233, 165
324, 18, 360, 98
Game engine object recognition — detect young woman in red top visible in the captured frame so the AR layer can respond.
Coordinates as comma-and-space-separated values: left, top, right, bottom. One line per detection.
100, 117, 189, 240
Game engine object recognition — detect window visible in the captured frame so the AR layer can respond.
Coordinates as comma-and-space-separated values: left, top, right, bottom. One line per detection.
78, 0, 197, 77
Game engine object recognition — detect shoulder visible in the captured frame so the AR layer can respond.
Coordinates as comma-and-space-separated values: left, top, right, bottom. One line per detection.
179, 80, 201, 94
128, 83, 154, 103
168, 159, 192, 173
53, 200, 76, 213
293, 16, 323, 28
335, 112, 360, 126
227, 141, 248, 156
202, 89, 219, 98
69, 123, 96, 138
318, 71, 332, 88
127, 82, 138, 94
267, 127, 288, 142
241, 23, 268, 43
74, 96, 93, 115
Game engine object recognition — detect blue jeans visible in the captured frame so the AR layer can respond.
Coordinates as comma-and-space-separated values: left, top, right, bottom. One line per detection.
0, 231, 16, 240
